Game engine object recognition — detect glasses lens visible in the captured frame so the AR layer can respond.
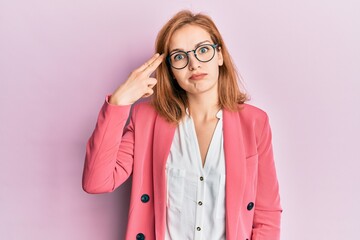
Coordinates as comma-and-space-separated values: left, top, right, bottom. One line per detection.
169, 52, 188, 69
195, 44, 215, 62
168, 44, 217, 69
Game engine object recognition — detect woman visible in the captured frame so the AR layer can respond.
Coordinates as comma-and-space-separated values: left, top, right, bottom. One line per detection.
82, 10, 282, 240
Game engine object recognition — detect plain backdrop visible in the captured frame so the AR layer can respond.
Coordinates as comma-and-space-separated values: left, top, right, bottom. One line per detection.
1, 0, 359, 239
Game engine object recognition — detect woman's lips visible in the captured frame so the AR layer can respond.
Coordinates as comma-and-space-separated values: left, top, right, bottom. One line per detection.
189, 74, 207, 80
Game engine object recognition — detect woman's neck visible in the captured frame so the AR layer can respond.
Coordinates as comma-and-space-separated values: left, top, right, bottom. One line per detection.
187, 92, 220, 122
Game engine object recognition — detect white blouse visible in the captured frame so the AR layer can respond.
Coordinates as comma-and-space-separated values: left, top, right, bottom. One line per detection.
164, 108, 226, 240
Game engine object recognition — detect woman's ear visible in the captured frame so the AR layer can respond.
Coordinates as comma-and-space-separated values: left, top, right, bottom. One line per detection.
217, 46, 224, 66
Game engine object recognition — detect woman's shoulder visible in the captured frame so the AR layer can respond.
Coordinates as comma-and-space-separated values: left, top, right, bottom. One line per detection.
235, 102, 272, 137
131, 101, 270, 120
133, 99, 154, 110
237, 102, 269, 120
131, 99, 158, 119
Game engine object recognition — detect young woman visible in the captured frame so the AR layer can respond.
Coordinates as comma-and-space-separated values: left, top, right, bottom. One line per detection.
82, 10, 282, 240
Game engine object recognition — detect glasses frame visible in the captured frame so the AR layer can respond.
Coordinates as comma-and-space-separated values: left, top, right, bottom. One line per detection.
167, 43, 219, 70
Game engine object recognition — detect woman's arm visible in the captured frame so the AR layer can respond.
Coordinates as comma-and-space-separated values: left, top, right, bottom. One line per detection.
82, 95, 135, 193
252, 113, 283, 239
82, 53, 165, 194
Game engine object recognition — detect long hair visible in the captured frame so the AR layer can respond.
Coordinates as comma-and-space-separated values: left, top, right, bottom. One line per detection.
151, 10, 250, 123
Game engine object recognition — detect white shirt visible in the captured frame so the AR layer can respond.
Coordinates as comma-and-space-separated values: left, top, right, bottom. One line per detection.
165, 108, 226, 240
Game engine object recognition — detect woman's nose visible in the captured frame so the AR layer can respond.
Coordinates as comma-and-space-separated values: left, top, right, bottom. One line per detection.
188, 51, 200, 70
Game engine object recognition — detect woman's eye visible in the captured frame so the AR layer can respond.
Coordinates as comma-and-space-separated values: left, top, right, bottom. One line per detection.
199, 46, 209, 54
173, 53, 185, 61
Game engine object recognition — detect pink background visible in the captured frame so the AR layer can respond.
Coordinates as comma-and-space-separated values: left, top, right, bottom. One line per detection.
1, 0, 359, 239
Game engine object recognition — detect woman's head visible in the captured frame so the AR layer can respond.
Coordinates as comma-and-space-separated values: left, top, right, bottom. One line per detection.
151, 10, 249, 123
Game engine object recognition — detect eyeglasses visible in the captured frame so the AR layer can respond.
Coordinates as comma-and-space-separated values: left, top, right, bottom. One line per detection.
167, 43, 219, 70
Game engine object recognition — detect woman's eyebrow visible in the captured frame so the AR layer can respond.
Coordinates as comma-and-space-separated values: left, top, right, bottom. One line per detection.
169, 40, 211, 54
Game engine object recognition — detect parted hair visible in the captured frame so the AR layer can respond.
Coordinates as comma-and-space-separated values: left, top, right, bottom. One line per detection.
151, 10, 249, 123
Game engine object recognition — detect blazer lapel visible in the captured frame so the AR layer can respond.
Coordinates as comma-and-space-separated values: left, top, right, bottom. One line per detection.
223, 109, 247, 239
152, 114, 176, 240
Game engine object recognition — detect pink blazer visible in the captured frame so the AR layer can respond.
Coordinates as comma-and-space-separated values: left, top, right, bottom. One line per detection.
82, 95, 282, 240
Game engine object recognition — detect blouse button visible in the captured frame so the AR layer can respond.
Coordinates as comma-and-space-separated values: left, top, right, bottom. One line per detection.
198, 201, 203, 206
199, 176, 204, 181
196, 227, 201, 231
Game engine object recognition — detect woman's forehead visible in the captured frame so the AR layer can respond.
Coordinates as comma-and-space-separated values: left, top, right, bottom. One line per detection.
169, 25, 212, 51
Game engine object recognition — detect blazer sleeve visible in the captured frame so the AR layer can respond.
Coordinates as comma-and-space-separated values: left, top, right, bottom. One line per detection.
252, 113, 283, 239
82, 94, 136, 193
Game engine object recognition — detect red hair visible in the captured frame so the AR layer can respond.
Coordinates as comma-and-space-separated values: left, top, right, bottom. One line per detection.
151, 10, 250, 123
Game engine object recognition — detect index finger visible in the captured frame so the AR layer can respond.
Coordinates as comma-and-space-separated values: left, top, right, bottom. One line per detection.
143, 53, 166, 76
137, 53, 161, 72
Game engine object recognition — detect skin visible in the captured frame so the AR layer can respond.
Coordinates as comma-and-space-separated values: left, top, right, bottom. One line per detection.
110, 24, 224, 166
109, 53, 165, 105
169, 24, 224, 166
169, 24, 223, 103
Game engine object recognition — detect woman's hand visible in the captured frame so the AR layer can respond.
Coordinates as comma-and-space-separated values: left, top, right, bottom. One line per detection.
109, 53, 165, 105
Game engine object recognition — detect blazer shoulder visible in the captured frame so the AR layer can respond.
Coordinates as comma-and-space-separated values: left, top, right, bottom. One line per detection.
131, 100, 158, 120
238, 102, 269, 122
237, 103, 272, 145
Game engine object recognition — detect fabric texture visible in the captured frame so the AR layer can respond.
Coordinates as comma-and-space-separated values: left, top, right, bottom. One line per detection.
82, 94, 283, 240
165, 108, 225, 240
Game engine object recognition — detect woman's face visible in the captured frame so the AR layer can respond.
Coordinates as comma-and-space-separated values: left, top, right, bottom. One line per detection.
168, 24, 223, 97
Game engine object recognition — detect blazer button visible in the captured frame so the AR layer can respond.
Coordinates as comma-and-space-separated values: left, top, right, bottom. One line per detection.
136, 233, 145, 240
141, 194, 150, 203
247, 202, 254, 211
